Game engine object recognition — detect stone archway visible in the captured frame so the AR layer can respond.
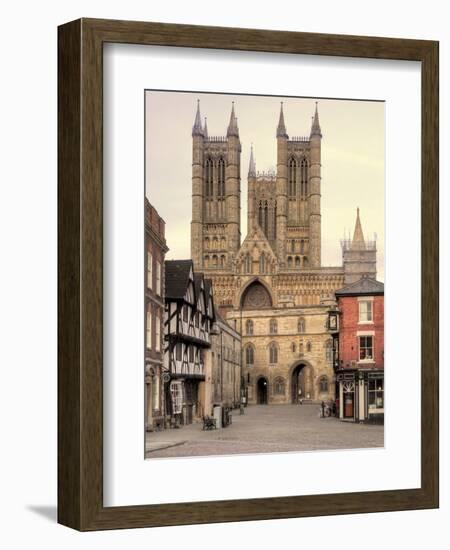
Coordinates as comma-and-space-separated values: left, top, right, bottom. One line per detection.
290, 361, 314, 403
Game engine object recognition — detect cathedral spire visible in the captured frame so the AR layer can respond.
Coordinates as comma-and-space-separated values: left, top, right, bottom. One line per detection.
192, 100, 204, 137
203, 117, 208, 139
227, 101, 239, 137
276, 102, 288, 138
310, 101, 322, 137
248, 144, 256, 177
351, 207, 366, 249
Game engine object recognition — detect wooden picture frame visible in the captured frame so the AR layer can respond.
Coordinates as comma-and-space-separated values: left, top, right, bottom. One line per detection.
58, 18, 439, 531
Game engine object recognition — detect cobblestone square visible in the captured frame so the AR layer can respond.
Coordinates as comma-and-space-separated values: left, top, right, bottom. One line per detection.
145, 404, 384, 459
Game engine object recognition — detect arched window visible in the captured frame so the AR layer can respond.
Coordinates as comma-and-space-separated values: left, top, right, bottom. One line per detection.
295, 256, 301, 268
269, 342, 278, 364
205, 158, 213, 198
218, 157, 225, 198
291, 240, 296, 253
212, 255, 218, 268
204, 255, 209, 268
212, 236, 218, 249
300, 239, 305, 254
269, 319, 277, 334
258, 200, 269, 235
298, 317, 306, 333
221, 236, 226, 249
319, 376, 328, 393
274, 377, 285, 395
299, 341, 304, 355
306, 341, 312, 353
220, 255, 225, 268
303, 256, 309, 268
325, 340, 333, 361
245, 319, 254, 335
241, 280, 272, 310
291, 342, 296, 353
259, 254, 266, 274
244, 253, 252, 274
245, 344, 254, 366
288, 158, 297, 197
287, 256, 293, 268
300, 158, 308, 198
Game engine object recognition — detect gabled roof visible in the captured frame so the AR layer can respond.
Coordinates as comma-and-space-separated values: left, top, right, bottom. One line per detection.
165, 260, 194, 300
193, 272, 204, 297
237, 223, 277, 261
335, 276, 384, 297
204, 278, 216, 321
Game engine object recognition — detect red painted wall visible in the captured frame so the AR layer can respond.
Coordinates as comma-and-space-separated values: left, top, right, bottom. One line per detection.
337, 295, 384, 369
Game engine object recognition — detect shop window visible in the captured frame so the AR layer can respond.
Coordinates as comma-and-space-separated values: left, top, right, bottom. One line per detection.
368, 378, 384, 409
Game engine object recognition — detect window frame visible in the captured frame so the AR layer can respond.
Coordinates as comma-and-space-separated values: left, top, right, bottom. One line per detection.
359, 335, 374, 361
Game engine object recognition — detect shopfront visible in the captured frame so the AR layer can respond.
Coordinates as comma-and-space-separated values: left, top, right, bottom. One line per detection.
337, 369, 384, 423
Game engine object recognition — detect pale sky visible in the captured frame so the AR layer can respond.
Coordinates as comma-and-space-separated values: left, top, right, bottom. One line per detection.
145, 91, 385, 281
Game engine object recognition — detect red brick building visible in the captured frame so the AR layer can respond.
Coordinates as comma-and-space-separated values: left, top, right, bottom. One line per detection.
333, 276, 384, 423
145, 199, 169, 431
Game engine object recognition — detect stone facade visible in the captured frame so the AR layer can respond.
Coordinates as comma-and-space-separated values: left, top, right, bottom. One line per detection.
190, 100, 379, 405
145, 199, 169, 430
210, 310, 242, 410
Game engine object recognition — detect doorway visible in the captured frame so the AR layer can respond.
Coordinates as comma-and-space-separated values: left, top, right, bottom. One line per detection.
291, 364, 306, 403
257, 377, 268, 404
343, 382, 355, 419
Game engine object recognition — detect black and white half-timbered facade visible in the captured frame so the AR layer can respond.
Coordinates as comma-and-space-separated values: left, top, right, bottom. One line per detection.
164, 260, 216, 425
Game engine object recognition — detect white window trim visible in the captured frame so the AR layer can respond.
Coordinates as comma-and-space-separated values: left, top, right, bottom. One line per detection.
146, 307, 152, 350
147, 251, 153, 290
358, 334, 374, 363
358, 298, 374, 324
156, 261, 161, 296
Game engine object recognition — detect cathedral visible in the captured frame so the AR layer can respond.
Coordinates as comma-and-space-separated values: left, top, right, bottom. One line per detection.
190, 99, 378, 405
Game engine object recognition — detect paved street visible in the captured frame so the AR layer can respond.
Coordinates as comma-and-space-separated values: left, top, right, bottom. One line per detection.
145, 404, 383, 458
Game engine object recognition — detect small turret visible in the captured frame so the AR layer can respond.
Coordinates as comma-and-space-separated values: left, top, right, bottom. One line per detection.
310, 101, 322, 138
248, 144, 256, 177
247, 144, 257, 232
203, 117, 208, 139
227, 102, 239, 137
351, 207, 365, 249
342, 208, 377, 284
192, 99, 204, 137
276, 102, 288, 138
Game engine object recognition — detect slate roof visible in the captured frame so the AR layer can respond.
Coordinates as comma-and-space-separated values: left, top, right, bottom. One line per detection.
193, 272, 204, 298
164, 260, 193, 300
335, 276, 384, 297
204, 278, 216, 321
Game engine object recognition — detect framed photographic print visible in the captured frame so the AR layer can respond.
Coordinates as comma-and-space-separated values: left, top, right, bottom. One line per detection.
58, 18, 439, 531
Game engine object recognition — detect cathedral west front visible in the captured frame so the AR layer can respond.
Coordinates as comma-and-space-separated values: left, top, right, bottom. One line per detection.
190, 99, 378, 405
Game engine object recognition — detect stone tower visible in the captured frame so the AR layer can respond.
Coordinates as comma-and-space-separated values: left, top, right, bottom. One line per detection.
275, 103, 288, 264
342, 208, 377, 284
269, 103, 322, 269
190, 101, 241, 271
309, 103, 322, 267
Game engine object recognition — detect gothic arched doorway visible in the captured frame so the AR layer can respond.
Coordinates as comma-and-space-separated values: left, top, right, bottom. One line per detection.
291, 364, 307, 403
257, 377, 269, 404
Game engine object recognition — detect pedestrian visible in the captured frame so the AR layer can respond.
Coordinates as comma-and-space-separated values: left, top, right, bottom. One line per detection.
321, 400, 325, 418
